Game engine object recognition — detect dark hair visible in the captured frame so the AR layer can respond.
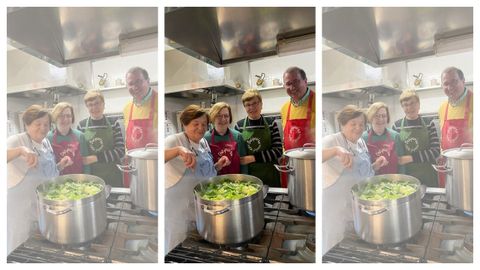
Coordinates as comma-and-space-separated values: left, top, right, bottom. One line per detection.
180, 105, 210, 126
337, 105, 367, 127
126, 66, 150, 82
22, 105, 52, 126
284, 66, 307, 80
441, 66, 465, 81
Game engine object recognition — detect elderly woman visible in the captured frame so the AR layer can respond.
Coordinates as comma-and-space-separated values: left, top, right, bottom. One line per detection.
164, 105, 230, 254
204, 102, 248, 175
77, 91, 125, 187
234, 89, 282, 187
47, 102, 90, 175
7, 105, 73, 254
362, 102, 405, 175
322, 105, 388, 255
392, 90, 440, 187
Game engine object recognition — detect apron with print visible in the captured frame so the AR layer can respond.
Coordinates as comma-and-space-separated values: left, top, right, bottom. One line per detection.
399, 118, 438, 187
52, 130, 83, 174
282, 91, 315, 187
322, 142, 373, 255
8, 142, 57, 255
165, 140, 215, 254
209, 129, 241, 175
241, 117, 280, 187
366, 130, 399, 174
439, 91, 472, 187
84, 117, 123, 187
125, 91, 158, 187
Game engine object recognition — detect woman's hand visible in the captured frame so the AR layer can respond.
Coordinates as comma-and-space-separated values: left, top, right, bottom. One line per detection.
82, 155, 98, 165
398, 155, 413, 165
19, 146, 38, 168
177, 146, 196, 169
215, 156, 231, 171
240, 155, 255, 165
335, 146, 354, 168
372, 156, 389, 171
58, 156, 73, 171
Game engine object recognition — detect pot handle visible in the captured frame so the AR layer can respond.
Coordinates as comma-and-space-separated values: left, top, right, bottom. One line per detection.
44, 204, 72, 216
460, 143, 473, 151
432, 164, 452, 173
262, 185, 269, 199
105, 185, 111, 199
302, 143, 316, 150
201, 204, 230, 216
274, 164, 294, 173
116, 163, 137, 173
145, 143, 158, 150
360, 205, 387, 215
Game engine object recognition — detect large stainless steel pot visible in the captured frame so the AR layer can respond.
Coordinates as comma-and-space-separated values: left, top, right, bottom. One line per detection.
432, 144, 473, 212
36, 174, 107, 245
351, 174, 422, 245
117, 143, 158, 211
274, 144, 315, 211
193, 174, 265, 245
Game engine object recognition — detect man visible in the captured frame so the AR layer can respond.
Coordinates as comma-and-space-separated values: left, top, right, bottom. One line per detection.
438, 66, 472, 187
123, 67, 158, 187
280, 66, 315, 187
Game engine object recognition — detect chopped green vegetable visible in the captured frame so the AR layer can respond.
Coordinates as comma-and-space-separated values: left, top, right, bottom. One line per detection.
199, 179, 261, 201
43, 179, 103, 201
357, 179, 417, 201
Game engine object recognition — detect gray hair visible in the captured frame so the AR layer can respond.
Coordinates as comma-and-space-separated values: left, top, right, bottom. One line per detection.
441, 66, 465, 81
126, 66, 150, 82
284, 66, 307, 80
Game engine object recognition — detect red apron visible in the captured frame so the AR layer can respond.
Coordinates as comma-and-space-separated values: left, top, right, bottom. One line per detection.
209, 129, 241, 175
281, 91, 315, 187
366, 129, 398, 175
52, 130, 83, 175
124, 91, 158, 187
438, 90, 472, 187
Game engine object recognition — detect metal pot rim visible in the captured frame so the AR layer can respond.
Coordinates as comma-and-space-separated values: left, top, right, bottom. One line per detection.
193, 174, 264, 206
351, 174, 421, 206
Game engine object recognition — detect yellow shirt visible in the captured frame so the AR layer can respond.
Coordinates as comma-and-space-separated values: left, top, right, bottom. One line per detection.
123, 91, 158, 130
438, 90, 473, 131
280, 91, 316, 140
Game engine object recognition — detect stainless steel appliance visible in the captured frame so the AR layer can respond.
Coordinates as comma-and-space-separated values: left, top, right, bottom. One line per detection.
36, 174, 107, 245
118, 144, 158, 212
193, 174, 265, 245
323, 188, 473, 263
275, 144, 315, 211
351, 174, 423, 245
8, 188, 158, 263
166, 188, 315, 263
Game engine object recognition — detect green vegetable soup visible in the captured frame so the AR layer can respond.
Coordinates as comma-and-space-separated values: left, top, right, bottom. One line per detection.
357, 179, 417, 201
43, 179, 103, 201
199, 179, 261, 201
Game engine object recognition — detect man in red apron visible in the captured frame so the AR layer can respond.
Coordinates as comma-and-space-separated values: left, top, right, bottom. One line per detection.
280, 67, 315, 187
123, 67, 158, 187
438, 67, 473, 187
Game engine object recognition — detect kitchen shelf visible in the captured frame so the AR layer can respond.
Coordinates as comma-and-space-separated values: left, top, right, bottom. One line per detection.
414, 81, 472, 92
257, 81, 315, 91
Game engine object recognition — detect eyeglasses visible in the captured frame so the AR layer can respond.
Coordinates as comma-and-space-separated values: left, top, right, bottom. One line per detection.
58, 114, 73, 119
216, 114, 230, 119
244, 101, 260, 108
86, 100, 103, 108
128, 79, 146, 87
284, 78, 304, 87
374, 114, 388, 120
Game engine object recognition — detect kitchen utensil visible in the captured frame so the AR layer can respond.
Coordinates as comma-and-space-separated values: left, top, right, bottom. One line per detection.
36, 174, 108, 245
98, 73, 108, 87
351, 174, 423, 245
413, 73, 423, 87
274, 143, 315, 211
117, 143, 158, 211
432, 143, 473, 211
255, 73, 266, 87
193, 174, 265, 245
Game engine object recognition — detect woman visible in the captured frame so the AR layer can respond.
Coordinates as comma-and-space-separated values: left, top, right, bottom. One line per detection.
235, 90, 282, 187
204, 102, 248, 175
164, 105, 230, 254
392, 90, 440, 187
322, 105, 387, 255
362, 102, 405, 175
47, 102, 90, 175
77, 91, 125, 187
7, 105, 72, 254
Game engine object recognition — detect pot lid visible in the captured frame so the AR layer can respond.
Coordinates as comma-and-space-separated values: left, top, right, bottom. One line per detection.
284, 146, 315, 160
127, 145, 158, 160
443, 146, 473, 160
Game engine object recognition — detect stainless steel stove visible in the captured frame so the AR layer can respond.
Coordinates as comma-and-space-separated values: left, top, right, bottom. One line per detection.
165, 188, 316, 263
323, 188, 473, 263
7, 188, 158, 263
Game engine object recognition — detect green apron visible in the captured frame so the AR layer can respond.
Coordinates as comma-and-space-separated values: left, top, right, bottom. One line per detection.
399, 117, 438, 187
84, 117, 123, 187
241, 117, 280, 187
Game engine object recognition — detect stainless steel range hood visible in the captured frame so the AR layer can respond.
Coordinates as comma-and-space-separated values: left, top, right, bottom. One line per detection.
165, 47, 247, 99
7, 7, 158, 67
165, 7, 315, 67
323, 7, 473, 67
